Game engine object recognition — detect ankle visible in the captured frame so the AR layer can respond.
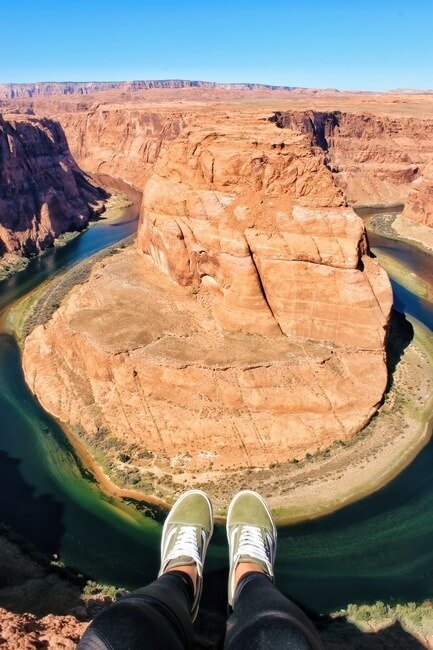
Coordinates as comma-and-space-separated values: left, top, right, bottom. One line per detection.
234, 561, 264, 593
167, 564, 198, 595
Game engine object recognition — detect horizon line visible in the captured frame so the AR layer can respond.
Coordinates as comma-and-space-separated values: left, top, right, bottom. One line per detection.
0, 78, 432, 94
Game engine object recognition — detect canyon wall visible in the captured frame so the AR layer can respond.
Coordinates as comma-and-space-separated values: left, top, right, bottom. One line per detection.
6, 92, 433, 224
403, 162, 433, 227
272, 110, 433, 211
23, 112, 392, 478
0, 115, 106, 259
58, 106, 187, 189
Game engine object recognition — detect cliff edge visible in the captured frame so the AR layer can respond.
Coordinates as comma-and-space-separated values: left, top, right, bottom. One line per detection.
0, 115, 106, 267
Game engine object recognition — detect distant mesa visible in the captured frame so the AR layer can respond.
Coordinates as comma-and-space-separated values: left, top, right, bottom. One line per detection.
0, 79, 303, 99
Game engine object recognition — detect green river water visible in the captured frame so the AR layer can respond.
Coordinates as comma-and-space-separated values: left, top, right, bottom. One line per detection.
0, 196, 432, 615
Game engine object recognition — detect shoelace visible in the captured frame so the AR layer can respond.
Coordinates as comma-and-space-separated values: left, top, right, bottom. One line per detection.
236, 525, 269, 565
165, 525, 201, 567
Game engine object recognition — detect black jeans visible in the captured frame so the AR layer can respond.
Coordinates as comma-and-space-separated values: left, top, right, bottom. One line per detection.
78, 571, 322, 649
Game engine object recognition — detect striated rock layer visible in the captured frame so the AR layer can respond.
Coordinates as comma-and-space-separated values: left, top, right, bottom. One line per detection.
55, 101, 433, 227
0, 115, 106, 258
23, 113, 392, 473
9, 91, 433, 224
59, 105, 187, 189
403, 162, 433, 227
272, 110, 433, 210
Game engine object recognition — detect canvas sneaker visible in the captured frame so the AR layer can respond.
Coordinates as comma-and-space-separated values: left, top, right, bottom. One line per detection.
159, 489, 214, 620
226, 489, 277, 607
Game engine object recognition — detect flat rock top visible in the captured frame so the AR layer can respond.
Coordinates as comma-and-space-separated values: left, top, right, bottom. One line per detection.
25, 243, 388, 471
66, 248, 330, 367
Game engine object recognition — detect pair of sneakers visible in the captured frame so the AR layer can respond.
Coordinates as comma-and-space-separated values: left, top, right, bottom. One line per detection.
159, 489, 276, 620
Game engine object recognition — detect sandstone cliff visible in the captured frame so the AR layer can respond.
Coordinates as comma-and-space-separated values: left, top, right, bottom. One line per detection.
403, 162, 433, 227
59, 105, 187, 189
23, 112, 392, 477
0, 115, 107, 259
272, 110, 433, 209
7, 89, 433, 223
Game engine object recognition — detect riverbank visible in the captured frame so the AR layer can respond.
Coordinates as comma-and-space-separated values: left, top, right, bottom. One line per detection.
0, 187, 132, 283
370, 248, 432, 299
7, 244, 433, 523
367, 212, 433, 255
0, 253, 29, 282
3, 235, 135, 344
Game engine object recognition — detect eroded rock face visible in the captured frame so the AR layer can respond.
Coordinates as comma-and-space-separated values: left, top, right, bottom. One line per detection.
60, 106, 187, 189
403, 162, 433, 227
273, 110, 433, 210
23, 114, 392, 474
0, 115, 106, 258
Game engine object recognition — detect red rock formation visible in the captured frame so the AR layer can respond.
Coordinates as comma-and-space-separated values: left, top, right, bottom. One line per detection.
403, 162, 433, 227
23, 112, 392, 477
0, 608, 86, 648
59, 106, 187, 189
7, 91, 432, 223
272, 110, 433, 208
0, 115, 106, 258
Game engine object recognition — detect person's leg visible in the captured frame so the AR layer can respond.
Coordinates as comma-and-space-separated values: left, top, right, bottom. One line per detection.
224, 490, 322, 650
225, 571, 322, 649
78, 571, 194, 650
79, 489, 214, 650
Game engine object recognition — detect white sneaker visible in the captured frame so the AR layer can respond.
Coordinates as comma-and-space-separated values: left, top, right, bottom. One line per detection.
159, 490, 213, 620
226, 490, 277, 608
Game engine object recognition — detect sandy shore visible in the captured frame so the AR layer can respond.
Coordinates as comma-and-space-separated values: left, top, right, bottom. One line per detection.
368, 212, 433, 255
370, 247, 432, 299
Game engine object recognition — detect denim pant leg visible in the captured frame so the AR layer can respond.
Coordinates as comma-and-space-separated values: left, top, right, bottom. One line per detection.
78, 571, 195, 650
224, 572, 322, 650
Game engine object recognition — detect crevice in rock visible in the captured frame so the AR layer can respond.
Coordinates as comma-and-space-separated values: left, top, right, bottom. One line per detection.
244, 237, 284, 335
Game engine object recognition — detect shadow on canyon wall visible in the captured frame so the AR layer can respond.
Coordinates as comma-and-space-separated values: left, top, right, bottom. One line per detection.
386, 308, 414, 387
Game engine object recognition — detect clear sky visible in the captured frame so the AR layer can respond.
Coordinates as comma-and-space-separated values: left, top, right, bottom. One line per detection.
2, 0, 433, 91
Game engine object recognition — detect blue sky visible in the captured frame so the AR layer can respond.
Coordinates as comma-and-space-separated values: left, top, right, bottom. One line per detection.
1, 0, 433, 90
